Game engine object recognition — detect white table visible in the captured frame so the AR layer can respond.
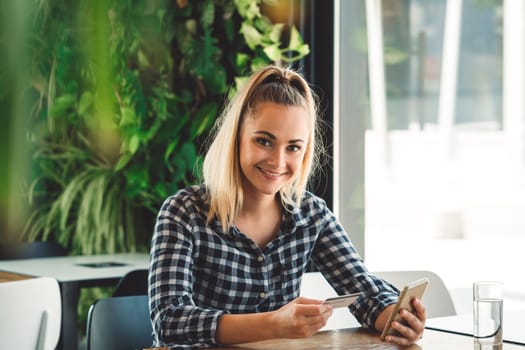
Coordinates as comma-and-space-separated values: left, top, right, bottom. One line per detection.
0, 253, 149, 350
426, 310, 525, 345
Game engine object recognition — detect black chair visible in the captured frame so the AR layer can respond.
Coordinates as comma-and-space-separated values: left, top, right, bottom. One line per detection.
0, 241, 68, 260
112, 269, 148, 297
86, 295, 153, 350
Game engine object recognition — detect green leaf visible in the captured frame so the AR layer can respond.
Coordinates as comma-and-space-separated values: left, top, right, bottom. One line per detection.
164, 137, 180, 165
181, 142, 197, 169
154, 182, 168, 201
253, 16, 272, 33
240, 22, 262, 49
114, 152, 133, 171
263, 44, 282, 61
57, 171, 90, 233
201, 0, 215, 28
288, 26, 303, 49
234, 0, 262, 20
143, 116, 162, 142
251, 56, 271, 71
236, 53, 250, 69
296, 43, 310, 56
185, 19, 197, 34
267, 23, 284, 43
281, 27, 310, 62
157, 8, 166, 24
50, 94, 76, 118
78, 91, 93, 116
129, 134, 140, 154
120, 107, 136, 127
137, 49, 150, 68
191, 103, 218, 138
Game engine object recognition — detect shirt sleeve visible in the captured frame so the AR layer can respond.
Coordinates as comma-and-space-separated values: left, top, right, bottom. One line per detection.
148, 196, 225, 347
309, 200, 399, 329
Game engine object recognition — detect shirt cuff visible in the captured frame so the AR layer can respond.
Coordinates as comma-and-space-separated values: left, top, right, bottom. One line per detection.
157, 305, 225, 347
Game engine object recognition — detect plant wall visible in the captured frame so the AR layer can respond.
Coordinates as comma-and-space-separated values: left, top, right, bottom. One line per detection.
21, 0, 309, 255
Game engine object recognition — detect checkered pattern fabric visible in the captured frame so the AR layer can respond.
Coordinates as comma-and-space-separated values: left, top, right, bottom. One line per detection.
149, 185, 398, 348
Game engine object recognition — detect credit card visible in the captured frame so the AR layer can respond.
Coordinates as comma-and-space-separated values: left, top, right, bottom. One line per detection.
324, 292, 361, 308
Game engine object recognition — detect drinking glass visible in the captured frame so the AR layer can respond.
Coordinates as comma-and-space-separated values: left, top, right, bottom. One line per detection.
473, 281, 503, 350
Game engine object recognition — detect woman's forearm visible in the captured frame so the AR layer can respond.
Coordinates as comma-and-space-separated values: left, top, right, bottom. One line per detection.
215, 312, 276, 344
216, 297, 332, 344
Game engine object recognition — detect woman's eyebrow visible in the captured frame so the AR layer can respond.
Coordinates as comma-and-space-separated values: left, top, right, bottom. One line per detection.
254, 131, 276, 140
289, 139, 305, 144
254, 131, 305, 144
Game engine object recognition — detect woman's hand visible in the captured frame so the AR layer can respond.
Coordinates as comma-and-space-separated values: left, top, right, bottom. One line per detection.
379, 298, 427, 345
269, 296, 333, 339
216, 296, 333, 344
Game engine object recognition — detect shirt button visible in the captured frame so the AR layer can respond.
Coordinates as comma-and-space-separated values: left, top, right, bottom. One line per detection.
257, 255, 264, 262
259, 292, 266, 299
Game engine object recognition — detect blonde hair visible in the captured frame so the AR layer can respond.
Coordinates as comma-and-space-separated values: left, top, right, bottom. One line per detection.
202, 65, 321, 231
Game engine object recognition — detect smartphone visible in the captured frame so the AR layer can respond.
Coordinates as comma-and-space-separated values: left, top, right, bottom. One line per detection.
323, 292, 361, 309
380, 278, 429, 341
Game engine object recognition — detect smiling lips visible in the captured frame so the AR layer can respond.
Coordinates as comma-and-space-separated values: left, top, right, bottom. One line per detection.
257, 166, 286, 179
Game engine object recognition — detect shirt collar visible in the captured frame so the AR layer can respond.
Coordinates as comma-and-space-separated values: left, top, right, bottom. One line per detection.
280, 200, 309, 236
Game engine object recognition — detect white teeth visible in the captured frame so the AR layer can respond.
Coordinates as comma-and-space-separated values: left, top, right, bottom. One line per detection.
260, 167, 280, 176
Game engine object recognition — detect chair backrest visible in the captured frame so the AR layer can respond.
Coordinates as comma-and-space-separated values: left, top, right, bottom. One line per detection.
86, 294, 153, 350
112, 269, 148, 297
0, 277, 62, 350
300, 272, 360, 330
0, 240, 68, 260
372, 270, 457, 318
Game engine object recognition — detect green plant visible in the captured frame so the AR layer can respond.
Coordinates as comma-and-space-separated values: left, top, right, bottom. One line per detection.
16, 0, 309, 335
22, 0, 309, 255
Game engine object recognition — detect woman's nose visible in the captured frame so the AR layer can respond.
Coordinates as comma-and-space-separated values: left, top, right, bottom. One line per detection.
268, 148, 286, 168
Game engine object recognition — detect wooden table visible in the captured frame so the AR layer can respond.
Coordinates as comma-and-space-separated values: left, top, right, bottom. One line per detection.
0, 271, 32, 283
145, 327, 525, 350
0, 253, 149, 350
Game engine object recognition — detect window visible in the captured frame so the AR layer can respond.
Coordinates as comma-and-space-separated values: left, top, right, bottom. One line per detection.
336, 0, 525, 313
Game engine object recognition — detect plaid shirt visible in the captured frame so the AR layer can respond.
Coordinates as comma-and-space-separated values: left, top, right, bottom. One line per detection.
149, 185, 398, 349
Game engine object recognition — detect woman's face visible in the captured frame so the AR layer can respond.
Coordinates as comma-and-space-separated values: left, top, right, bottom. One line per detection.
238, 102, 310, 200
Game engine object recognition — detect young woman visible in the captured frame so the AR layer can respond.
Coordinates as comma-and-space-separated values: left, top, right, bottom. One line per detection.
148, 65, 426, 348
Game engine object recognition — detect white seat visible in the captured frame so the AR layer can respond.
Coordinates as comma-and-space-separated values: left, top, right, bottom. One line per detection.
0, 277, 62, 350
372, 270, 457, 318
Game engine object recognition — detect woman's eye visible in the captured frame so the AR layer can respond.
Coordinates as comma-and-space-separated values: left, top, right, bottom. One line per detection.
288, 144, 301, 152
256, 138, 271, 147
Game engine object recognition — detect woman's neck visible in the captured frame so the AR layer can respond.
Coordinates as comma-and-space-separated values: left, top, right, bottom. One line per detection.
235, 191, 282, 248
242, 192, 278, 215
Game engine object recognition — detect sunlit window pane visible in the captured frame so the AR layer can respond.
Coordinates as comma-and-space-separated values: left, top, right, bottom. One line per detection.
338, 0, 525, 314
